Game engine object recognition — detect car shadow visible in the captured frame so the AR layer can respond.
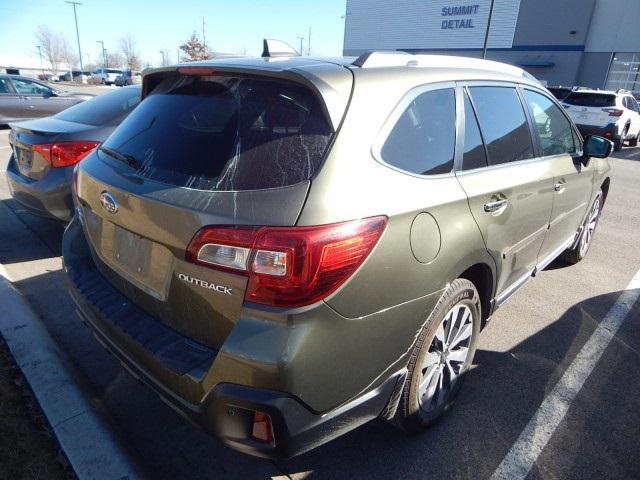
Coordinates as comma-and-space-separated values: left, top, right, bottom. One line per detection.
0, 198, 65, 263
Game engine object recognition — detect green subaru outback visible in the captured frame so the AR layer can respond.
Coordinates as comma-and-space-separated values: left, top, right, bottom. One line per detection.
63, 45, 612, 458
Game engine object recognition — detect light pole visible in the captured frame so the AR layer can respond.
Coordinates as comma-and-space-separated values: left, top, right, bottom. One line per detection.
36, 45, 44, 75
65, 1, 84, 70
96, 40, 106, 67
297, 36, 304, 55
482, 0, 495, 59
159, 50, 166, 66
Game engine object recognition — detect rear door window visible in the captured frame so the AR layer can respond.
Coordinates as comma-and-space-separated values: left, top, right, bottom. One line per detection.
523, 90, 576, 156
468, 86, 534, 166
563, 92, 616, 107
462, 91, 488, 170
380, 88, 456, 175
99, 75, 334, 191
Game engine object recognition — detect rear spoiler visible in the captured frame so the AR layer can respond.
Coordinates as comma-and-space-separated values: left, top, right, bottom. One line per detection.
139, 63, 351, 131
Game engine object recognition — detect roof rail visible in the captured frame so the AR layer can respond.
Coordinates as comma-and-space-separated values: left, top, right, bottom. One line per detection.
352, 50, 539, 81
261, 39, 300, 58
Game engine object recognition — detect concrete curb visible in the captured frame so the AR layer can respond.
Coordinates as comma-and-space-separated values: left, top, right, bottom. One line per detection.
0, 272, 145, 480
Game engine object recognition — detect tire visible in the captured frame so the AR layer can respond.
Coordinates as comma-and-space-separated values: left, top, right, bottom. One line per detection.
562, 189, 603, 264
101, 78, 106, 85
629, 136, 638, 147
614, 138, 622, 151
394, 278, 481, 432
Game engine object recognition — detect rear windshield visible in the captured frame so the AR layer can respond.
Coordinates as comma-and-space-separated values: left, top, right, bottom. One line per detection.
54, 86, 141, 126
563, 92, 616, 107
547, 87, 571, 100
99, 75, 334, 191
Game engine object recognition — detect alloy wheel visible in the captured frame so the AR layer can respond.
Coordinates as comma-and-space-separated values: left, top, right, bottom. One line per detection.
580, 195, 601, 257
418, 304, 473, 412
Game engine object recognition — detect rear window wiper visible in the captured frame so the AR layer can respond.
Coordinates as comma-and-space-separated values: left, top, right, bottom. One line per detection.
99, 146, 141, 169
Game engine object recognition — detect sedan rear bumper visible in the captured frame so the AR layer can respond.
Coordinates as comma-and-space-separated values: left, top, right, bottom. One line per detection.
6, 155, 74, 222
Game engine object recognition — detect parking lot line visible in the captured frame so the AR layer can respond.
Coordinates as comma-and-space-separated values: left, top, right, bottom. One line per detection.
491, 267, 640, 480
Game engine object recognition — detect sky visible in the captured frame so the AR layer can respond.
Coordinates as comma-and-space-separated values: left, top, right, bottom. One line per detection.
0, 0, 348, 69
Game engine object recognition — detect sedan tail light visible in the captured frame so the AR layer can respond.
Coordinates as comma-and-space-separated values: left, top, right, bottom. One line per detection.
601, 108, 623, 117
32, 141, 100, 168
186, 216, 388, 307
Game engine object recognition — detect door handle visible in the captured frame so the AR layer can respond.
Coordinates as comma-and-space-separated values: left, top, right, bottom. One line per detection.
554, 182, 566, 192
483, 199, 509, 213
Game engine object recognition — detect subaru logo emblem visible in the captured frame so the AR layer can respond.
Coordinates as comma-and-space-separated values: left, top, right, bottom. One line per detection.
100, 192, 118, 214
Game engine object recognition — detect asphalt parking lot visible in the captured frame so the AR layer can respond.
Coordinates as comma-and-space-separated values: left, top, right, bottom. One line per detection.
1, 126, 639, 479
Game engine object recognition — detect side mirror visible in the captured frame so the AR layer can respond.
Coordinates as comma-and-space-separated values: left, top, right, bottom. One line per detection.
583, 135, 613, 160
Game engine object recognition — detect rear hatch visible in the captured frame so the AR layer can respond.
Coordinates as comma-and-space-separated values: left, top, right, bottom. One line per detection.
75, 66, 350, 349
563, 92, 619, 127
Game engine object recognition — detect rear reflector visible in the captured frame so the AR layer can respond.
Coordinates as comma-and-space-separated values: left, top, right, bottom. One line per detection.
33, 141, 100, 168
186, 216, 388, 307
251, 411, 274, 443
602, 108, 623, 117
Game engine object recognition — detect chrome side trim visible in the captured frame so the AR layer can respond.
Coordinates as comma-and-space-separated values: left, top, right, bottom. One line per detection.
494, 268, 535, 308
534, 233, 577, 275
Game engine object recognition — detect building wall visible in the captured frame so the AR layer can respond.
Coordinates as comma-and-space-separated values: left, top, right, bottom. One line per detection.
585, 0, 640, 52
343, 0, 639, 89
576, 52, 614, 88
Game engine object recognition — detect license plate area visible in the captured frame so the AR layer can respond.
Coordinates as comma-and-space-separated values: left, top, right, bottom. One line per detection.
84, 208, 174, 301
15, 146, 33, 176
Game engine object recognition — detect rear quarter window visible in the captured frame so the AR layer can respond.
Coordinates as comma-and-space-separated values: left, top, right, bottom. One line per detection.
379, 88, 456, 175
99, 75, 334, 191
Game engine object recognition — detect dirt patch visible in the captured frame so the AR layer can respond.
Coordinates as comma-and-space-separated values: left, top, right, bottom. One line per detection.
0, 338, 73, 480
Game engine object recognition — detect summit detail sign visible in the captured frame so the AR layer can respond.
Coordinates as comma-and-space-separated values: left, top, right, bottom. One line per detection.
441, 4, 481, 29
344, 0, 523, 51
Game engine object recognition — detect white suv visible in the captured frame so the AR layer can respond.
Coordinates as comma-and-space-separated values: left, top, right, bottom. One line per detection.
562, 89, 640, 151
92, 68, 123, 86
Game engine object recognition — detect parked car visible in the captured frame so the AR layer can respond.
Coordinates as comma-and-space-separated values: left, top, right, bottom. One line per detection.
63, 49, 611, 459
92, 67, 123, 85
6, 85, 141, 222
59, 70, 91, 83
546, 85, 573, 101
115, 70, 142, 86
562, 88, 640, 150
0, 74, 94, 124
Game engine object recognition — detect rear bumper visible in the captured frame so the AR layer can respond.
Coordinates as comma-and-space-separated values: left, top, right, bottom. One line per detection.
575, 123, 621, 141
62, 215, 403, 458
6, 155, 74, 222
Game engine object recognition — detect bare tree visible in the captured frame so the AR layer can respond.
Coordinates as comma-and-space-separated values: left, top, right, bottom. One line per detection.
120, 34, 141, 70
35, 25, 63, 76
107, 51, 125, 69
179, 32, 210, 61
60, 37, 78, 71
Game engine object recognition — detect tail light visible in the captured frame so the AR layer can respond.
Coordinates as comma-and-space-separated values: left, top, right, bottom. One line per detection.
602, 108, 623, 117
186, 216, 388, 307
32, 141, 100, 168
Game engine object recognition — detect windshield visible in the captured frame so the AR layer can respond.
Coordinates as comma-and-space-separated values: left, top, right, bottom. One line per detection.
99, 74, 334, 191
564, 92, 616, 107
55, 86, 141, 126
